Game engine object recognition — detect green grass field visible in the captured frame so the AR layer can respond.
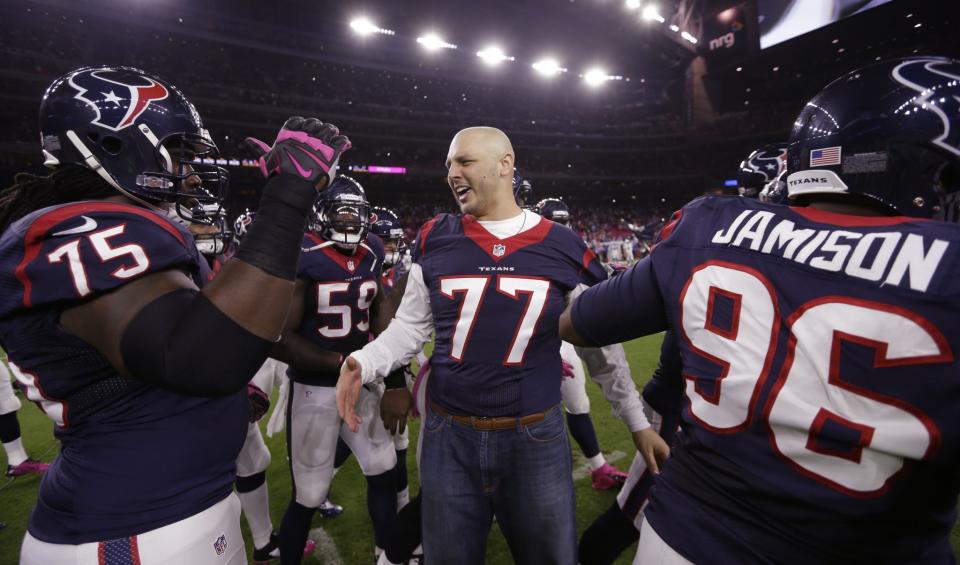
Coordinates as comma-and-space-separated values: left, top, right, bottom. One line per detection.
1, 334, 958, 564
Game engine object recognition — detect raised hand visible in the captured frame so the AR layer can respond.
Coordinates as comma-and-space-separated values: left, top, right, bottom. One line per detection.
246, 116, 351, 190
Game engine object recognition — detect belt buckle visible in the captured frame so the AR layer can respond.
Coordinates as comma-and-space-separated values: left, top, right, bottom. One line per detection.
471, 415, 492, 429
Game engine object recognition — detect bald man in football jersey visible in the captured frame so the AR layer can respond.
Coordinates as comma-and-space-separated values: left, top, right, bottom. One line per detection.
338, 127, 664, 564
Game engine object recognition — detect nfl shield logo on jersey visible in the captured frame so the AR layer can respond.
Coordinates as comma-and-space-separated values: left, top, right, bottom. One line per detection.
492, 243, 506, 257
347, 260, 355, 271
214, 534, 227, 556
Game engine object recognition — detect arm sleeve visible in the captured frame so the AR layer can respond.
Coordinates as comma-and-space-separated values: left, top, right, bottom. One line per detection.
574, 340, 648, 432
351, 263, 434, 384
571, 256, 668, 347
569, 283, 648, 431
121, 289, 274, 397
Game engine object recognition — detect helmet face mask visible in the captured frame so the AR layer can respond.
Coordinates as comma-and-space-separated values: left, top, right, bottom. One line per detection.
513, 171, 534, 208
187, 201, 231, 258
785, 56, 960, 219
312, 175, 371, 250
535, 198, 571, 225
40, 66, 228, 222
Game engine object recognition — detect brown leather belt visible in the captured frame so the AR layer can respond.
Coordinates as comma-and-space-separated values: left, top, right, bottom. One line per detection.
429, 401, 556, 431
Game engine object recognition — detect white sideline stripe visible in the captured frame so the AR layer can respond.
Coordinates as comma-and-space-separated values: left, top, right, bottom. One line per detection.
571, 450, 628, 481
307, 526, 344, 565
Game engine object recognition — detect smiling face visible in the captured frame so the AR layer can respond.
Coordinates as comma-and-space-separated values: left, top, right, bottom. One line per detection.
445, 127, 518, 220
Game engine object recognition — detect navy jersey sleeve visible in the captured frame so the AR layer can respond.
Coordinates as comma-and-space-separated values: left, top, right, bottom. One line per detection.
296, 232, 322, 280
552, 223, 608, 289
0, 202, 200, 317
571, 256, 667, 346
411, 215, 443, 264
363, 232, 385, 273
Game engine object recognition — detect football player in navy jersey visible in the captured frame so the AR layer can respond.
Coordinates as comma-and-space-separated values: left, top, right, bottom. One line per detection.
0, 66, 350, 564
338, 127, 663, 564
271, 176, 404, 564
562, 56, 960, 564
578, 149, 788, 564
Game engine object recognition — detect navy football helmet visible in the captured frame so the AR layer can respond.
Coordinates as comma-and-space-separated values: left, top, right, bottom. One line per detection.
759, 170, 789, 205
786, 56, 960, 218
39, 66, 227, 224
513, 170, 534, 208
312, 175, 371, 248
369, 206, 407, 266
737, 143, 788, 198
535, 198, 571, 225
233, 209, 255, 243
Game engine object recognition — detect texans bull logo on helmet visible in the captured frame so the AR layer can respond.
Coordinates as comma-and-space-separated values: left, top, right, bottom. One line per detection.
891, 58, 960, 157
68, 68, 170, 132
745, 146, 788, 182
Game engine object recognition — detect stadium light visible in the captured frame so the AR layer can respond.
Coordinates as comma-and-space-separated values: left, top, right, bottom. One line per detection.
625, 0, 641, 10
583, 68, 610, 87
669, 24, 680, 32
532, 58, 567, 77
477, 45, 514, 66
680, 31, 698, 44
417, 32, 457, 51
642, 5, 666, 23
349, 17, 395, 36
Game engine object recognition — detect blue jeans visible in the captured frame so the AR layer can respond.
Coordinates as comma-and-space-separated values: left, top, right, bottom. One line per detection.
420, 404, 577, 565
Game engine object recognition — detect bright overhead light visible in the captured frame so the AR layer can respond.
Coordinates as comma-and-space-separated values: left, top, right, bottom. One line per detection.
349, 17, 394, 36
625, 0, 641, 9
669, 24, 680, 32
680, 31, 698, 43
417, 32, 457, 51
532, 58, 567, 76
642, 5, 665, 22
477, 45, 514, 66
584, 68, 610, 87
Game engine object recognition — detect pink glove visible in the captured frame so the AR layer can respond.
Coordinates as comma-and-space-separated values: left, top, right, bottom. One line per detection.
246, 116, 351, 187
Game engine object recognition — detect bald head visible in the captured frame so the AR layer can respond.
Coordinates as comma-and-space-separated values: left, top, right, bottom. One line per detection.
446, 126, 520, 220
448, 127, 514, 163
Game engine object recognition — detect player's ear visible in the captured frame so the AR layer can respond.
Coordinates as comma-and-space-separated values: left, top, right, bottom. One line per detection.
500, 152, 515, 178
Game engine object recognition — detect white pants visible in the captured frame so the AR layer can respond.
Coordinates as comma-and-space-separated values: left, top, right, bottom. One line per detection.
21, 493, 244, 565
0, 361, 22, 415
236, 359, 286, 475
633, 520, 693, 565
250, 358, 285, 393
559, 341, 590, 415
288, 382, 396, 507
236, 422, 271, 477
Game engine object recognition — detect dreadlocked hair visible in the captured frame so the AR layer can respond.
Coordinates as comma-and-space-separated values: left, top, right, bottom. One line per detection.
0, 165, 116, 232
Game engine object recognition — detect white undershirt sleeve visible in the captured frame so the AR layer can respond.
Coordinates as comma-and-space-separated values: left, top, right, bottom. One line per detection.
350, 263, 435, 384
570, 283, 650, 432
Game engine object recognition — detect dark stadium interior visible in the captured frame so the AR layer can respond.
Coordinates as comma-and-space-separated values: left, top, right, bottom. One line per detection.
1, 0, 957, 243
